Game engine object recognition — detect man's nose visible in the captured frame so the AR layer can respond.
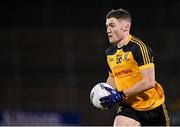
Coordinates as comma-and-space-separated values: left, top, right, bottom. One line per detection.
107, 27, 111, 33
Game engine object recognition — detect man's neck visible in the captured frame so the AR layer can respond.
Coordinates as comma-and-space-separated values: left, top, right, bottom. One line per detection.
117, 34, 130, 48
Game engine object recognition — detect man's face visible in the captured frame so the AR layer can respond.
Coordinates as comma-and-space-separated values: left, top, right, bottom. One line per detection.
106, 17, 126, 44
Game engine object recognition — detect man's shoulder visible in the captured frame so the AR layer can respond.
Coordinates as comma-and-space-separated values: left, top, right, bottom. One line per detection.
129, 35, 153, 54
130, 35, 148, 47
105, 44, 117, 55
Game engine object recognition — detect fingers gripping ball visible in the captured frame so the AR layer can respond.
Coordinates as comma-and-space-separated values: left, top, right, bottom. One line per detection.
90, 83, 114, 110
99, 87, 125, 109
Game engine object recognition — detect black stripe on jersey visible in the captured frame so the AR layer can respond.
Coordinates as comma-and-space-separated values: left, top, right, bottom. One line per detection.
131, 36, 150, 64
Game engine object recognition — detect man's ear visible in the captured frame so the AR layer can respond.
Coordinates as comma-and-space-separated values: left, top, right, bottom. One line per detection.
124, 23, 130, 32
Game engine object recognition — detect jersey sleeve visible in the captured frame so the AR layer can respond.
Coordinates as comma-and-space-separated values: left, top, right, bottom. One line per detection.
105, 58, 113, 76
132, 43, 154, 70
105, 45, 116, 76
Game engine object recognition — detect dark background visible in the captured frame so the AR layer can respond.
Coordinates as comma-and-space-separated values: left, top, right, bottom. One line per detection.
0, 0, 180, 125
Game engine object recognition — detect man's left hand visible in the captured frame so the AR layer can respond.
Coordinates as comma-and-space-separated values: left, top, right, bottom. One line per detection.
99, 87, 125, 109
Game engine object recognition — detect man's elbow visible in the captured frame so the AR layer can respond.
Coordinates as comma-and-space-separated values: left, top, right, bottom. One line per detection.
145, 79, 155, 89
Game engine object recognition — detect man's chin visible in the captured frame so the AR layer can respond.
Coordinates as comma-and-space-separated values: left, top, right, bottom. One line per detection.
109, 41, 116, 44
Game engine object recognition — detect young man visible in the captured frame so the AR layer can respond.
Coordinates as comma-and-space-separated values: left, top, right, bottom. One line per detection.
99, 9, 170, 126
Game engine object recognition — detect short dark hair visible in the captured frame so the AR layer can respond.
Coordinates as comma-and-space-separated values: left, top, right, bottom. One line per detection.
106, 8, 131, 23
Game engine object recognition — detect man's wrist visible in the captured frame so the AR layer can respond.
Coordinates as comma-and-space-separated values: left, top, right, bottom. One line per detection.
119, 91, 126, 99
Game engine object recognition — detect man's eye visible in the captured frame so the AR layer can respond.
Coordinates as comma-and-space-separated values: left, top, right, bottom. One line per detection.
110, 25, 115, 27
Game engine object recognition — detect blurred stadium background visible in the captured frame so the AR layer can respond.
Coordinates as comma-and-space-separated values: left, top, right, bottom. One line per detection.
0, 0, 180, 125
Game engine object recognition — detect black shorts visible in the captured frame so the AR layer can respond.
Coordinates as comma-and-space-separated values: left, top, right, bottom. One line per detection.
116, 103, 170, 126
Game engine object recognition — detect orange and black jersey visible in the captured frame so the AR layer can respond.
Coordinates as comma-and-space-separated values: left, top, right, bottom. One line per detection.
105, 35, 165, 111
